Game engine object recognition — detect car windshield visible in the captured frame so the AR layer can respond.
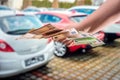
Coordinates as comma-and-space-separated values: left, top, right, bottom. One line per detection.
70, 15, 86, 23
2, 15, 42, 32
36, 14, 62, 23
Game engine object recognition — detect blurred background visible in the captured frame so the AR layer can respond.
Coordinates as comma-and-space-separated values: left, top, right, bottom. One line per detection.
0, 0, 106, 10
1, 0, 120, 80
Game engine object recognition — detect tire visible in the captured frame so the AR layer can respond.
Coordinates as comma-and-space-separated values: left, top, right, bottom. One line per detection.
104, 33, 115, 43
81, 48, 86, 53
54, 41, 69, 57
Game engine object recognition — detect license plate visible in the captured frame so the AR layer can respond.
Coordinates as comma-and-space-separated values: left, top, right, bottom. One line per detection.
25, 55, 44, 67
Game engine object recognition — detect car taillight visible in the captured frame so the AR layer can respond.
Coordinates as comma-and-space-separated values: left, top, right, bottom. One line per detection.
116, 33, 120, 36
0, 39, 14, 52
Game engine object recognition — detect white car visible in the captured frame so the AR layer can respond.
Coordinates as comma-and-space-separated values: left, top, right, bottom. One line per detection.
67, 5, 99, 15
0, 14, 55, 78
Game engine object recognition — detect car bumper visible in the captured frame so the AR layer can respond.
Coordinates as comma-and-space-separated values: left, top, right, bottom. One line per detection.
0, 41, 55, 78
69, 44, 91, 52
105, 33, 120, 39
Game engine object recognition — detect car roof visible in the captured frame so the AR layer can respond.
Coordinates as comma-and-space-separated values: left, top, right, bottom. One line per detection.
36, 11, 87, 17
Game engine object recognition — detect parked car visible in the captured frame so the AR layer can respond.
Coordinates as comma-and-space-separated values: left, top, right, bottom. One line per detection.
0, 14, 55, 78
35, 11, 87, 29
53, 31, 105, 57
103, 21, 120, 43
67, 5, 99, 15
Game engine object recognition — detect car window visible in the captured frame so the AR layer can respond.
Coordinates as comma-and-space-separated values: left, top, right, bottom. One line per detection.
2, 15, 42, 32
0, 6, 11, 10
36, 14, 61, 23
70, 15, 86, 23
71, 9, 95, 14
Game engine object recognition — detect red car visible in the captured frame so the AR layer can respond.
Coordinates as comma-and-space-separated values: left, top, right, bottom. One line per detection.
53, 31, 105, 57
35, 11, 105, 57
35, 11, 87, 29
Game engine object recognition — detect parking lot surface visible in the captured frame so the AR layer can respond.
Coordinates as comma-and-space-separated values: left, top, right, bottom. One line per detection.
3, 39, 120, 80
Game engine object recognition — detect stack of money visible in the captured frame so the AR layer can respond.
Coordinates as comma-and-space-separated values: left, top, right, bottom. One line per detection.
17, 24, 104, 47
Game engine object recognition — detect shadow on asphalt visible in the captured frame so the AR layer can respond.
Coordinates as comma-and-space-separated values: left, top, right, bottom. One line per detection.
103, 39, 120, 47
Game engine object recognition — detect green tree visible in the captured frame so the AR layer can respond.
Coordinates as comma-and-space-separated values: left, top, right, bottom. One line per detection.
32, 0, 51, 7
32, 0, 91, 8
85, 0, 92, 5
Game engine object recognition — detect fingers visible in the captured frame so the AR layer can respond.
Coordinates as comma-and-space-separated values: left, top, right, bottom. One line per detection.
61, 38, 73, 46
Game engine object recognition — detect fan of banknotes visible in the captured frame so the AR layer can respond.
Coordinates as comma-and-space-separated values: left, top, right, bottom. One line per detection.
17, 24, 104, 47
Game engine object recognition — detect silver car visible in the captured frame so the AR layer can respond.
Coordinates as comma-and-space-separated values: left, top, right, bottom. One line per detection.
0, 14, 55, 78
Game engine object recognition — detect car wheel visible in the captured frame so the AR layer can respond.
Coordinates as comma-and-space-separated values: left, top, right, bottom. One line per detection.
103, 36, 108, 43
54, 41, 68, 57
81, 49, 86, 53
104, 37, 115, 43
104, 34, 115, 43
